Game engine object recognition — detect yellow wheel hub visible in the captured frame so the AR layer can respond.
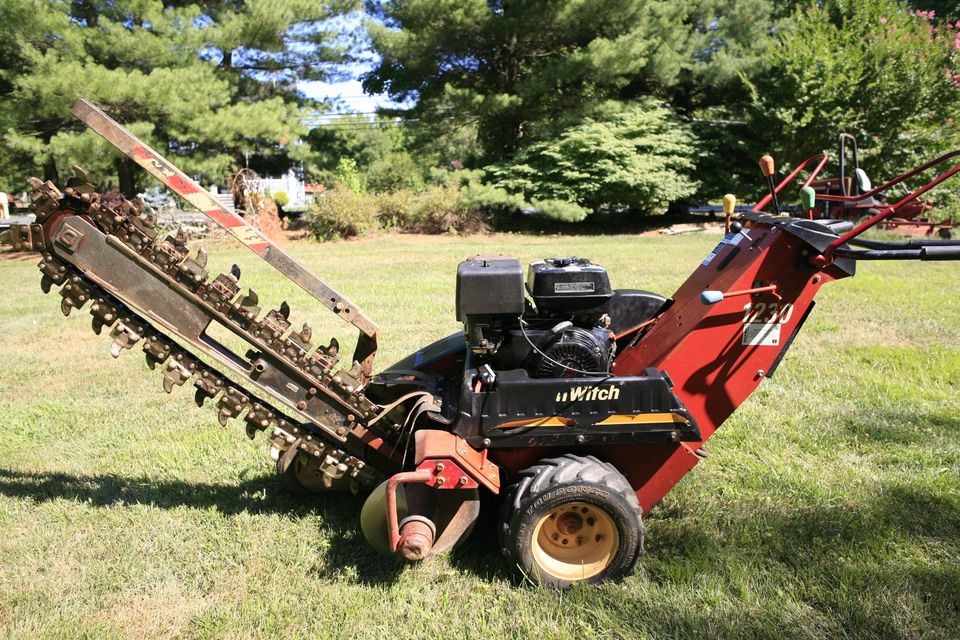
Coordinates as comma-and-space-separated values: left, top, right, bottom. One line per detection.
530, 501, 618, 581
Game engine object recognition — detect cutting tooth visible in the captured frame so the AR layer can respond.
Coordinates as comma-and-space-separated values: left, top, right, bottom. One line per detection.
230, 263, 241, 280
40, 275, 53, 294
89, 297, 119, 335
279, 301, 290, 320
162, 354, 196, 393
142, 334, 172, 370
216, 387, 249, 427
196, 245, 208, 268
108, 319, 143, 358
60, 298, 74, 317
193, 370, 224, 407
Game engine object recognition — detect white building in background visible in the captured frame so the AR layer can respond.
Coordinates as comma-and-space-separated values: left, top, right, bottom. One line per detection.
256, 170, 307, 208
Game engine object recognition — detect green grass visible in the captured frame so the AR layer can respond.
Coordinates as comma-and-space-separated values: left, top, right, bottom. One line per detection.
0, 231, 958, 639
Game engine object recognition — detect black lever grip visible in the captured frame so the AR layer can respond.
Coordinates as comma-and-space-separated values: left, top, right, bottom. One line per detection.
921, 246, 960, 260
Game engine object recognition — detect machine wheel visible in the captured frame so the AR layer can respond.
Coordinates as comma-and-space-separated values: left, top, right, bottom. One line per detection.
499, 454, 644, 587
276, 453, 320, 495
275, 452, 357, 494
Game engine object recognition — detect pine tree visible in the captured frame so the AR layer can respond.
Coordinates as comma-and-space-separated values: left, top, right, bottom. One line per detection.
0, 0, 356, 195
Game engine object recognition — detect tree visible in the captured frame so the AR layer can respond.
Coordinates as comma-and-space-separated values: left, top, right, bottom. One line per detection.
490, 101, 699, 220
742, 0, 960, 190
0, 0, 356, 195
361, 0, 800, 212
300, 115, 401, 180
363, 0, 699, 162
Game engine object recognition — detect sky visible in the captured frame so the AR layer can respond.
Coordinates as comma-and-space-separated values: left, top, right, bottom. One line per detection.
299, 77, 391, 115
296, 12, 399, 117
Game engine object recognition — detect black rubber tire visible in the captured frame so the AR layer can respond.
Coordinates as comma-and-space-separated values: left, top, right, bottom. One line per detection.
499, 454, 644, 587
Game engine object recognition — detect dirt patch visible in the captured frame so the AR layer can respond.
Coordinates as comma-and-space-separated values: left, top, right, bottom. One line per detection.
0, 248, 40, 263
256, 199, 286, 244
639, 221, 727, 237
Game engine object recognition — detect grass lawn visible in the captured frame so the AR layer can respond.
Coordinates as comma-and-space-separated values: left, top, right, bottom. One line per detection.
0, 230, 957, 639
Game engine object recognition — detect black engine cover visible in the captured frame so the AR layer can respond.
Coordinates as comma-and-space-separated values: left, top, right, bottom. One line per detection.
526, 257, 613, 314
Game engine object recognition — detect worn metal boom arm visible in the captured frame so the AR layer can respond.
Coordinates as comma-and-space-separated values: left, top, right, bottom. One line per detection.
70, 98, 378, 341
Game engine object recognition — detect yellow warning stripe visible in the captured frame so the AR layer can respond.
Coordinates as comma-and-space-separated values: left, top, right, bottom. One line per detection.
496, 413, 688, 429
497, 416, 574, 429
595, 413, 690, 426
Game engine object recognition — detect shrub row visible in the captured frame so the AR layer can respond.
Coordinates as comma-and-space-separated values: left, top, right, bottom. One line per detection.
306, 182, 495, 240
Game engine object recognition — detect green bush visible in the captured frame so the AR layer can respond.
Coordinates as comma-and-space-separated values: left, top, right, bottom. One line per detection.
374, 189, 418, 229
272, 191, 289, 208
461, 181, 527, 214
367, 152, 425, 193
529, 198, 590, 222
742, 1, 960, 196
306, 179, 496, 240
489, 100, 699, 221
406, 184, 488, 234
334, 158, 367, 194
307, 186, 380, 240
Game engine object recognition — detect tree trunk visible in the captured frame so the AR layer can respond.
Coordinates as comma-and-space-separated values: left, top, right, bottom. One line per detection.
116, 156, 137, 198
42, 156, 59, 184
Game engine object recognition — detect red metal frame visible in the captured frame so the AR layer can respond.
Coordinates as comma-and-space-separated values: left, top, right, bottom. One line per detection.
598, 151, 960, 514
814, 153, 960, 264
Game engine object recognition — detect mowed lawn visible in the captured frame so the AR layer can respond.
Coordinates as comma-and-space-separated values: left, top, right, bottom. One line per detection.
0, 230, 957, 640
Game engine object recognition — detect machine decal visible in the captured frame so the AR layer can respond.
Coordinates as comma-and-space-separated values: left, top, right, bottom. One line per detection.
702, 232, 744, 265
555, 384, 621, 402
742, 322, 781, 346
495, 412, 687, 429
554, 281, 595, 293
742, 302, 794, 324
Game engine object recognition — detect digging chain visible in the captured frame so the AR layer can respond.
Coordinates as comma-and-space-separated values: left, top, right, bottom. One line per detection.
17, 173, 405, 491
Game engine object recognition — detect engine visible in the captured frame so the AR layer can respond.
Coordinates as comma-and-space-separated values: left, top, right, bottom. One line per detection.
455, 256, 615, 378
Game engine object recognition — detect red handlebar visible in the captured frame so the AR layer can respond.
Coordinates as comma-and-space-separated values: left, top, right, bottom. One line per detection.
813, 150, 960, 265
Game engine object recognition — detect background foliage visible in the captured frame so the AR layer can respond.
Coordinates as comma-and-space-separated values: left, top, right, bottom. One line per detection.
0, 0, 958, 228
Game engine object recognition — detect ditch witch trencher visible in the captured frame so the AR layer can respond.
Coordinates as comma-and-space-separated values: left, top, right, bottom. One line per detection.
7, 100, 959, 586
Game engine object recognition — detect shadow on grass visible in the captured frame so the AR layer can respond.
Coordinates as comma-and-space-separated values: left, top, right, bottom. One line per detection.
0, 467, 405, 585
840, 409, 960, 446
0, 465, 518, 584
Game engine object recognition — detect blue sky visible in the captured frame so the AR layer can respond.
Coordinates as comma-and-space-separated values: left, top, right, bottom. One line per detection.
299, 76, 391, 114
296, 11, 398, 116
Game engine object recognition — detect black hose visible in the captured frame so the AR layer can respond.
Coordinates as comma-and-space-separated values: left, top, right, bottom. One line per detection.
836, 246, 960, 260
847, 237, 960, 249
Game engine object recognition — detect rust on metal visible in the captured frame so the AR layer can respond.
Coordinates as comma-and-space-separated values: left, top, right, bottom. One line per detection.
69, 98, 379, 341
15, 171, 453, 498
414, 430, 501, 493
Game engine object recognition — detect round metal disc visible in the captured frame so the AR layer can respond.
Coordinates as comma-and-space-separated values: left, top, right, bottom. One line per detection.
360, 480, 480, 558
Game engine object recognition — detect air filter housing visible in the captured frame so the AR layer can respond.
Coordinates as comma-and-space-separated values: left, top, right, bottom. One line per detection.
526, 257, 613, 314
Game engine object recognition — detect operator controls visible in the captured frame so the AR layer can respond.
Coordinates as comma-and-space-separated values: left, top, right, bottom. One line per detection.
723, 193, 737, 233
759, 153, 781, 214
800, 186, 817, 220
701, 284, 780, 306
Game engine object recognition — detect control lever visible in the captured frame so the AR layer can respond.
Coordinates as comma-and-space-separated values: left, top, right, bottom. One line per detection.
800, 186, 816, 220
723, 193, 737, 234
759, 154, 780, 214
701, 284, 780, 306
